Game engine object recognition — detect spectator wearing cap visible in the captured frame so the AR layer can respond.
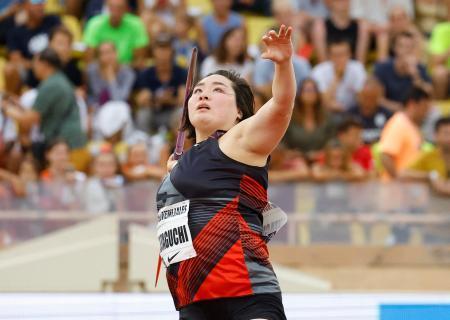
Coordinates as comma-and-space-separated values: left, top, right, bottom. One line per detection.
311, 39, 366, 112
86, 41, 136, 110
134, 34, 187, 133
201, 0, 245, 53
374, 31, 432, 112
403, 117, 450, 196
83, 0, 149, 69
200, 26, 253, 81
379, 87, 431, 179
1, 48, 88, 172
4, 0, 61, 95
89, 101, 133, 164
347, 77, 393, 144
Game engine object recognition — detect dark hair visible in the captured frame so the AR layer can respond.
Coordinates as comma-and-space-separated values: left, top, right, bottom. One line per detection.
45, 137, 69, 153
294, 78, 325, 125
36, 47, 62, 70
434, 116, 450, 133
337, 117, 363, 135
49, 25, 73, 43
182, 69, 255, 139
391, 30, 414, 56
153, 33, 174, 48
393, 30, 414, 45
403, 86, 431, 106
324, 138, 352, 171
327, 38, 351, 51
214, 27, 247, 64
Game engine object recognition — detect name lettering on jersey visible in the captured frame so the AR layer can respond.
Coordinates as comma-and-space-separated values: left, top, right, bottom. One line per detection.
158, 203, 189, 222
158, 225, 190, 251
157, 200, 197, 266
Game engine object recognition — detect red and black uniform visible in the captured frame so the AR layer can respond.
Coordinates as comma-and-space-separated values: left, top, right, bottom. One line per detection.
156, 133, 285, 319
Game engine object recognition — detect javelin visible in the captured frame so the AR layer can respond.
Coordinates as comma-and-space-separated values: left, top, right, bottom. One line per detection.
174, 47, 198, 160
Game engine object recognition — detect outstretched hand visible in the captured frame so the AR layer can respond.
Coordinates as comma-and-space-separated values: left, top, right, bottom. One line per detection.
260, 25, 293, 64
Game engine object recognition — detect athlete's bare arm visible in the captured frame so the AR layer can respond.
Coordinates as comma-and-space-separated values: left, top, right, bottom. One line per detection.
221, 25, 296, 167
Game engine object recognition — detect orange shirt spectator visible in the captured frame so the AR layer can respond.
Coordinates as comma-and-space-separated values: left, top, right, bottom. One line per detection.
379, 87, 431, 179
379, 112, 422, 176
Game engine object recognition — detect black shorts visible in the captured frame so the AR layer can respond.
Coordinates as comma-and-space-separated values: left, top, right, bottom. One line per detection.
179, 293, 286, 320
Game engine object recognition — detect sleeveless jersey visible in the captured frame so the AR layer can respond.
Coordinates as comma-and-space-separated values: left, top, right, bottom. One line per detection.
325, 18, 359, 57
156, 135, 281, 309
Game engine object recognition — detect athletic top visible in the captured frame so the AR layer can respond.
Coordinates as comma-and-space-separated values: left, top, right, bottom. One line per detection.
156, 133, 281, 309
325, 18, 359, 57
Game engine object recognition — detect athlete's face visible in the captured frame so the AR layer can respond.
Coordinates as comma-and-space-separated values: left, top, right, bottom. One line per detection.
188, 74, 241, 138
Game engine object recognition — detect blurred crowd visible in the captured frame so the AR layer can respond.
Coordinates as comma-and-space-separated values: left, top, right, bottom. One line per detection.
0, 0, 449, 213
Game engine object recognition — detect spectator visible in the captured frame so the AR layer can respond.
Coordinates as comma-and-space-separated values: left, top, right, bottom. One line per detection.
172, 12, 207, 68
379, 86, 431, 179
253, 30, 311, 101
83, 150, 124, 213
200, 26, 253, 80
0, 0, 21, 47
137, 0, 186, 31
86, 42, 136, 109
428, 16, 450, 100
374, 31, 432, 111
414, 0, 448, 37
39, 138, 85, 210
271, 0, 313, 61
4, 0, 61, 95
49, 26, 83, 90
1, 48, 88, 171
40, 138, 85, 183
90, 101, 133, 163
312, 138, 365, 181
0, 157, 39, 198
403, 116, 450, 196
311, 39, 366, 112
134, 34, 187, 133
336, 117, 373, 173
312, 0, 369, 63
268, 144, 310, 183
232, 0, 272, 16
292, 0, 328, 20
350, 0, 414, 61
283, 78, 335, 161
347, 77, 393, 144
387, 5, 425, 60
121, 142, 165, 182
83, 0, 149, 69
201, 0, 244, 53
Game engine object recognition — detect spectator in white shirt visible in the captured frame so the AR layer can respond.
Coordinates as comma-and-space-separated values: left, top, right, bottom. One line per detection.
311, 39, 366, 112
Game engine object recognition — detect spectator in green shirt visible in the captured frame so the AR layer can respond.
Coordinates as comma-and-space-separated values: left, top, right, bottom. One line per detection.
428, 16, 450, 99
1, 48, 89, 172
83, 0, 149, 69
